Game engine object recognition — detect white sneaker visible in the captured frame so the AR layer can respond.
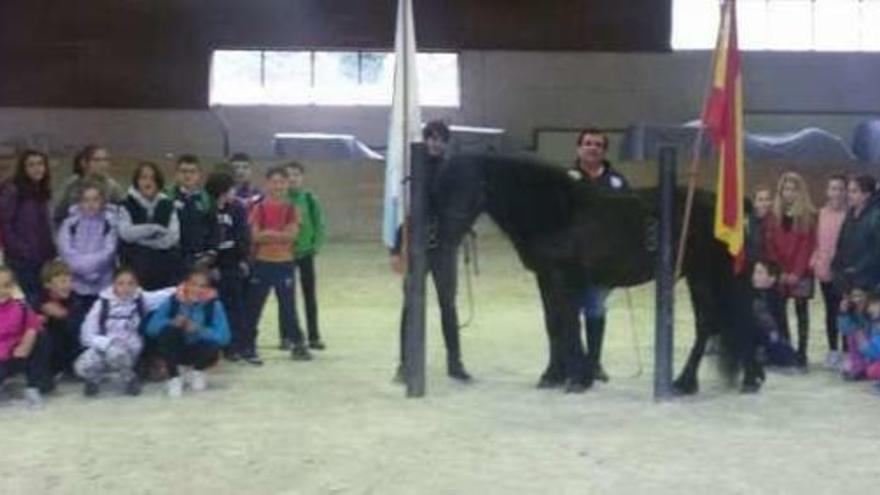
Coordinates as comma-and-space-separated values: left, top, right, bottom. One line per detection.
166, 377, 184, 398
23, 388, 43, 409
189, 370, 207, 392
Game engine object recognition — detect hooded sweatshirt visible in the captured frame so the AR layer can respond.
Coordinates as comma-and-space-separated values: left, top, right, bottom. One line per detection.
144, 285, 230, 347
57, 206, 119, 296
54, 174, 125, 227
79, 286, 175, 354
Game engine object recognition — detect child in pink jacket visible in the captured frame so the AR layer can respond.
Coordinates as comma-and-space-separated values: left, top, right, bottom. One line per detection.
810, 175, 848, 369
0, 266, 52, 408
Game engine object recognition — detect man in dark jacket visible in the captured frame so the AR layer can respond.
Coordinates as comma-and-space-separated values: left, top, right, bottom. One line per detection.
832, 175, 880, 292
392, 120, 471, 382
568, 128, 629, 383
166, 154, 218, 270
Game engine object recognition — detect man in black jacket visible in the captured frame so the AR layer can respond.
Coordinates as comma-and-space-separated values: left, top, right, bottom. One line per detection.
568, 128, 629, 383
391, 121, 471, 382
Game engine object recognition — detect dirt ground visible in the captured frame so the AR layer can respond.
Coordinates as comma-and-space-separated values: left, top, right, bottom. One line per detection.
1, 237, 879, 495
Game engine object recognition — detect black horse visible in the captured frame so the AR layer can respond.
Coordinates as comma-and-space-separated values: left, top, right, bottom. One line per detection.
434, 154, 760, 394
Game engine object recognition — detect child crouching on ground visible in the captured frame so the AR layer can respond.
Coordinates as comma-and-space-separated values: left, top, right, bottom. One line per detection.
752, 260, 798, 367
0, 266, 52, 407
145, 267, 229, 398
851, 293, 880, 383
837, 286, 870, 380
75, 267, 173, 397
38, 260, 81, 378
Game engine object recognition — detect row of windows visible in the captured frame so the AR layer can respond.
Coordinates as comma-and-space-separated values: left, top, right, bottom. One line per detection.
673, 0, 880, 51
209, 50, 459, 107
210, 4, 876, 107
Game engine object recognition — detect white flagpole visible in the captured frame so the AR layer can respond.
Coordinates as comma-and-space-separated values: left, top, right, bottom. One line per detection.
385, 0, 427, 397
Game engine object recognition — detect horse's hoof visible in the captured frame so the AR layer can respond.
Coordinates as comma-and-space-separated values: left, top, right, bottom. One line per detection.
564, 380, 592, 394
740, 381, 762, 394
593, 365, 610, 383
756, 368, 766, 383
672, 376, 699, 396
537, 376, 565, 389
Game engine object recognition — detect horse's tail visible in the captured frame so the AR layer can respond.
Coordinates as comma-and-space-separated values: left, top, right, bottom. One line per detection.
715, 262, 758, 386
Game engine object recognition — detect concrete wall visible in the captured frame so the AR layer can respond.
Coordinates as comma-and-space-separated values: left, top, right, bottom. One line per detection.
1, 51, 878, 159
1, 50, 878, 240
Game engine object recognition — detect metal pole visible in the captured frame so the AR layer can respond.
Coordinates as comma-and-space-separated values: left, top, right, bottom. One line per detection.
654, 146, 677, 400
404, 142, 428, 397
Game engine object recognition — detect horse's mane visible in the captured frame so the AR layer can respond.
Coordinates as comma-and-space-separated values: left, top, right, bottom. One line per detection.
474, 154, 601, 238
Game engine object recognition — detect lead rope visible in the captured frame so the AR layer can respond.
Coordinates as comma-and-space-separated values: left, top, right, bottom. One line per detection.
459, 230, 479, 329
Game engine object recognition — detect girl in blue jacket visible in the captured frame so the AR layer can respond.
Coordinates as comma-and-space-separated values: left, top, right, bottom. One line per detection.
145, 267, 229, 398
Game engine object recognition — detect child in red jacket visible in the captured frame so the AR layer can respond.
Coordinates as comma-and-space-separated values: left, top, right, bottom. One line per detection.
765, 171, 817, 368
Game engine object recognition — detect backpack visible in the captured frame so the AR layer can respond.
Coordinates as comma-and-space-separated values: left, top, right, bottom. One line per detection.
98, 295, 146, 336
166, 297, 217, 328
69, 217, 112, 237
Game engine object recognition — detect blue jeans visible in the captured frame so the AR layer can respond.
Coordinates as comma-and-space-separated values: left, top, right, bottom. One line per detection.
581, 285, 610, 319
245, 261, 302, 353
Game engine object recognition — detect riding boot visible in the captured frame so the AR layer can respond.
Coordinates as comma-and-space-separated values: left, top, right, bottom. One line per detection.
795, 300, 809, 368
586, 317, 609, 382
447, 355, 472, 382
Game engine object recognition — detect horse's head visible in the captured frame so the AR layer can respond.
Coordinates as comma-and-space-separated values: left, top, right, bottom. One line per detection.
435, 155, 486, 248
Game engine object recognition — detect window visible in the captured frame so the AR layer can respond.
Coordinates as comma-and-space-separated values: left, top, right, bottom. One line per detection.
209, 50, 460, 107
672, 0, 880, 51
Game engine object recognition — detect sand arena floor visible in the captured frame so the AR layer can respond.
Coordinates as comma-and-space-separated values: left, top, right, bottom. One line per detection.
2, 238, 878, 494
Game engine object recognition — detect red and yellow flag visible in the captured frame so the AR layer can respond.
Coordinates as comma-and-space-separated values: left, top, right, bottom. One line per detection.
703, 0, 745, 271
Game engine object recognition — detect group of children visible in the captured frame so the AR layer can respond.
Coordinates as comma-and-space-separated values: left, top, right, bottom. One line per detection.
0, 147, 326, 407
747, 171, 880, 392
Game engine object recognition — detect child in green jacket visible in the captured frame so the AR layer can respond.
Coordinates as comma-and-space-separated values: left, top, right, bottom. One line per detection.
285, 162, 326, 350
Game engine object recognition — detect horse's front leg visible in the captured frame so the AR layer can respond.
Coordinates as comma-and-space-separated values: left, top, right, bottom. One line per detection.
536, 272, 566, 388
674, 275, 714, 395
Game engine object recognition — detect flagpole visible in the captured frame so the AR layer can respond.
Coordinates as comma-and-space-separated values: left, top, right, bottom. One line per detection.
399, 0, 427, 398
673, 1, 728, 280
672, 125, 707, 280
